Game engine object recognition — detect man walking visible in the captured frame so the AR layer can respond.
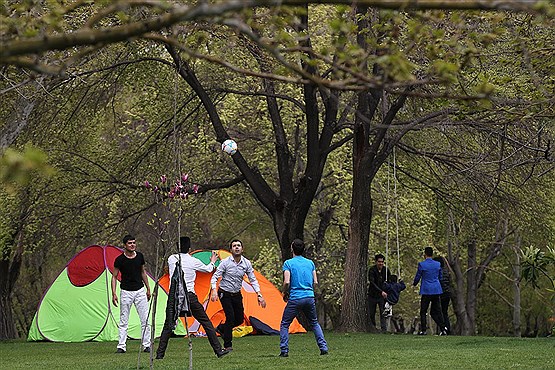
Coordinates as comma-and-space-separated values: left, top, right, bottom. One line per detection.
413, 246, 447, 335
210, 239, 266, 351
368, 253, 391, 332
111, 234, 151, 353
279, 239, 328, 357
156, 236, 229, 359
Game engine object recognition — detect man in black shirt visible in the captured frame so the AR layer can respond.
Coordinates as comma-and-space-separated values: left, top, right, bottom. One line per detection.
368, 253, 391, 332
111, 234, 151, 353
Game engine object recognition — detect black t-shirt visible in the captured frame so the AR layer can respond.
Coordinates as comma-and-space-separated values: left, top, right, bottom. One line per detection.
114, 251, 146, 291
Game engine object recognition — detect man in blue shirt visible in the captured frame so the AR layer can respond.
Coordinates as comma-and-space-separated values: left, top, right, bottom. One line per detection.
279, 239, 328, 357
413, 246, 447, 335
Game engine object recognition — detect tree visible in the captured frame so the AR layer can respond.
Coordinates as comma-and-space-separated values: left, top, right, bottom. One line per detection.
0, 1, 548, 74
2, 0, 554, 338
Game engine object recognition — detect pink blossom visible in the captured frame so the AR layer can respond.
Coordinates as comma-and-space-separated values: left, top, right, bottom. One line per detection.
192, 184, 199, 193
160, 175, 167, 184
153, 186, 159, 193
144, 180, 151, 189
181, 173, 189, 182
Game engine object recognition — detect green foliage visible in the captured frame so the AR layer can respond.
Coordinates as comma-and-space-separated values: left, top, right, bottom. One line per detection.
521, 246, 555, 289
253, 239, 283, 287
1, 1, 554, 339
0, 145, 55, 194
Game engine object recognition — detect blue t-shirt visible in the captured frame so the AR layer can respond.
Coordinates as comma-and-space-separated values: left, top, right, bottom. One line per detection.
282, 256, 315, 300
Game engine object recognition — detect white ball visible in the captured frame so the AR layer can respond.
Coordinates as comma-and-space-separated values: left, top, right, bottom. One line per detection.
221, 139, 237, 155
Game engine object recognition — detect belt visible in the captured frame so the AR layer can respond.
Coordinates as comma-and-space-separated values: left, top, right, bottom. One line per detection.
219, 289, 242, 297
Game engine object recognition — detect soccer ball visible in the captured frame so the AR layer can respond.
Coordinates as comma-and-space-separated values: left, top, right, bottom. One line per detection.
221, 139, 238, 155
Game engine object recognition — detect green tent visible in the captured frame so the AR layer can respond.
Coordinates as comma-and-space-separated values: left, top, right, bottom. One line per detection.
28, 245, 186, 342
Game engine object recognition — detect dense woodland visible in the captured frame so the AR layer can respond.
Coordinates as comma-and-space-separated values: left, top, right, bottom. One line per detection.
1, 1, 554, 340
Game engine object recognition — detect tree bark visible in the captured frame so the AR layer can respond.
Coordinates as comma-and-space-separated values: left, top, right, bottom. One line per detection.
512, 235, 521, 337
447, 207, 471, 335
0, 191, 28, 339
466, 200, 478, 335
0, 267, 16, 340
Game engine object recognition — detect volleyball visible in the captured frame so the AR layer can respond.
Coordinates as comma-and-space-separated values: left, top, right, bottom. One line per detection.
221, 139, 238, 155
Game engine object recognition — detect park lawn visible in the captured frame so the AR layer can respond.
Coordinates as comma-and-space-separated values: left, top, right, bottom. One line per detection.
0, 332, 553, 369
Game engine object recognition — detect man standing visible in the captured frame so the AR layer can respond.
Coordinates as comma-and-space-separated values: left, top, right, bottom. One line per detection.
368, 253, 391, 332
156, 236, 229, 359
279, 239, 328, 357
210, 239, 266, 351
413, 247, 447, 335
111, 234, 151, 353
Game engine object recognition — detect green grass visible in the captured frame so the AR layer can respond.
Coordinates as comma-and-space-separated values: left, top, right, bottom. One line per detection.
0, 332, 553, 369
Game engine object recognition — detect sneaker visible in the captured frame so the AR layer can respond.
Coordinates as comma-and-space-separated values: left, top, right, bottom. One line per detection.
224, 347, 233, 351
279, 352, 288, 357
216, 349, 230, 358
115, 348, 125, 353
417, 331, 427, 335
439, 329, 448, 336
143, 347, 150, 353
155, 354, 164, 360
320, 350, 328, 355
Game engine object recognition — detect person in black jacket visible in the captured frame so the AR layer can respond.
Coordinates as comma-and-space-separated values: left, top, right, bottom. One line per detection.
368, 254, 391, 332
433, 255, 452, 335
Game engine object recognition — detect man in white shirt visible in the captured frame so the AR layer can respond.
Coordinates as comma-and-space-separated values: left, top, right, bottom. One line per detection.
210, 239, 266, 351
155, 237, 229, 359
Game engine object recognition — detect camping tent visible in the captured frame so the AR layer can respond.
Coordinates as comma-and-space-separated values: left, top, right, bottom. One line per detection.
158, 249, 305, 336
27, 245, 184, 342
28, 246, 304, 342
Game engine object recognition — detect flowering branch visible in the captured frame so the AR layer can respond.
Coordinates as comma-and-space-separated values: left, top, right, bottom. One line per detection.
144, 173, 199, 200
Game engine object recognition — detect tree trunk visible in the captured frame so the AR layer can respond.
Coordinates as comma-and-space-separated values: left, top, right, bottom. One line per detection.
0, 235, 24, 340
512, 235, 521, 337
0, 190, 30, 339
447, 208, 471, 335
0, 268, 17, 340
339, 183, 372, 332
465, 201, 479, 335
338, 7, 374, 329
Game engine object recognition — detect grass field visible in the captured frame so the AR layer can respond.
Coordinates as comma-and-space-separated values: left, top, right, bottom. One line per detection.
0, 332, 553, 369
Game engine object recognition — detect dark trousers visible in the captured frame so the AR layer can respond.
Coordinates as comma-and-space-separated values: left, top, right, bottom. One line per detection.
440, 294, 451, 334
216, 290, 244, 348
156, 292, 222, 358
420, 294, 445, 332
368, 295, 387, 332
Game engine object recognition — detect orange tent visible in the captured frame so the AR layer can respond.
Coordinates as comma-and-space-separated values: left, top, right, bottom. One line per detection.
158, 249, 305, 336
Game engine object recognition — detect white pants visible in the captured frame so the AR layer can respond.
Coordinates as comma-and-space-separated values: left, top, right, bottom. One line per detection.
117, 287, 151, 350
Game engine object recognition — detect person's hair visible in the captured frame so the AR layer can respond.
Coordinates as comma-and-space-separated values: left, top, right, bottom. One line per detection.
122, 234, 135, 244
179, 236, 191, 253
432, 256, 444, 267
424, 246, 434, 257
375, 253, 385, 262
229, 239, 242, 249
291, 239, 305, 255
389, 274, 398, 283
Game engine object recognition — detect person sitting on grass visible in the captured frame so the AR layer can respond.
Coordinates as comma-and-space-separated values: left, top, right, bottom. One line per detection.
382, 274, 406, 317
